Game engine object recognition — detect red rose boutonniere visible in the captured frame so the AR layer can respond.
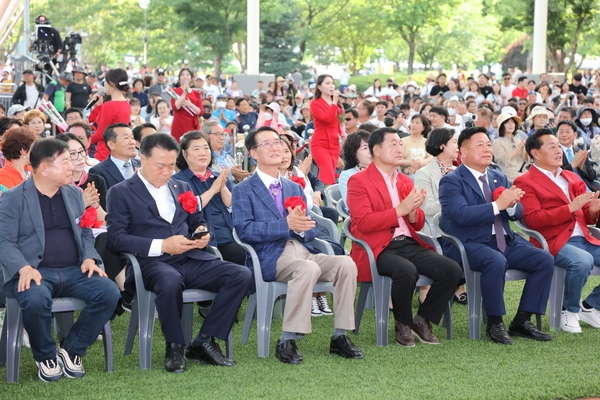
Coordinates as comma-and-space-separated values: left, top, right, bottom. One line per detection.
178, 191, 198, 214
290, 175, 306, 189
284, 196, 307, 211
492, 186, 507, 201
79, 207, 103, 229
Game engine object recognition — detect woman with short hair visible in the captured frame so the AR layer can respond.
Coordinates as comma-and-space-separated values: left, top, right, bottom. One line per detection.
0, 127, 37, 192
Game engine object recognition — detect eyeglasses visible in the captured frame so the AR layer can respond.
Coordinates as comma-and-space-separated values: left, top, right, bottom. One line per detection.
210, 132, 227, 138
518, 102, 527, 106
69, 149, 86, 160
253, 139, 283, 150
503, 78, 510, 81
345, 118, 353, 121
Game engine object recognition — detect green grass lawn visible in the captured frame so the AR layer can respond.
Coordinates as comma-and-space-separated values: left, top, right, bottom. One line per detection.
2, 276, 600, 399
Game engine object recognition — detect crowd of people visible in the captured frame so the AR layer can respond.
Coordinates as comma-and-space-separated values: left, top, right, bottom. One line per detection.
1, 63, 600, 382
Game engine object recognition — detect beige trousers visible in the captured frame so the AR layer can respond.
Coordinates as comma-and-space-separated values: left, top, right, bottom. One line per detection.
275, 240, 357, 334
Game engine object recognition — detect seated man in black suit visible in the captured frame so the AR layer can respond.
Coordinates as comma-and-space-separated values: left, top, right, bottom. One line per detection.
90, 122, 140, 189
556, 120, 599, 191
106, 133, 252, 373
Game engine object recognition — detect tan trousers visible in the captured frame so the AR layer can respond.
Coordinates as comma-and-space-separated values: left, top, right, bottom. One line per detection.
275, 239, 357, 334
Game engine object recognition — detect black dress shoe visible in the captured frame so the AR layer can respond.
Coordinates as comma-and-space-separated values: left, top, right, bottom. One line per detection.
508, 320, 553, 341
329, 335, 364, 359
165, 342, 186, 373
275, 339, 303, 364
186, 340, 236, 366
486, 323, 513, 345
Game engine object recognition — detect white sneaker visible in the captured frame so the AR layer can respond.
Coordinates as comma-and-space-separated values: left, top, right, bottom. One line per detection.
311, 298, 322, 316
316, 295, 333, 315
560, 310, 582, 333
57, 348, 85, 378
36, 358, 63, 382
579, 301, 600, 328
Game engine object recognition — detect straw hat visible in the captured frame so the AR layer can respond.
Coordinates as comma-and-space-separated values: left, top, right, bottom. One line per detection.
497, 113, 522, 130
526, 106, 553, 123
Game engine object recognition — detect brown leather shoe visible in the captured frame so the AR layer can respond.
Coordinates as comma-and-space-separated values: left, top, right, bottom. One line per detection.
395, 321, 415, 347
411, 315, 440, 344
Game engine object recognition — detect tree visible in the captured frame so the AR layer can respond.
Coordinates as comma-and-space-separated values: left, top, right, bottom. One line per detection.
260, 9, 306, 78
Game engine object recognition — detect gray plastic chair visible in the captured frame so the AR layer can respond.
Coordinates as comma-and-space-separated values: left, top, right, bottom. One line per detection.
324, 184, 341, 208
233, 229, 334, 358
336, 198, 350, 220
310, 206, 341, 244
342, 218, 452, 346
0, 264, 113, 383
123, 246, 232, 370
432, 213, 541, 339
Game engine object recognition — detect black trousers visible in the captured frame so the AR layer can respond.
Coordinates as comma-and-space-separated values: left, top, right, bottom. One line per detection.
218, 240, 247, 266
141, 255, 252, 345
377, 237, 462, 326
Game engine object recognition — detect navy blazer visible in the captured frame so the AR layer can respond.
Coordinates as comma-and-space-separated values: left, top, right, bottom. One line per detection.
89, 157, 141, 189
106, 174, 217, 267
0, 180, 102, 296
439, 164, 522, 253
232, 173, 318, 282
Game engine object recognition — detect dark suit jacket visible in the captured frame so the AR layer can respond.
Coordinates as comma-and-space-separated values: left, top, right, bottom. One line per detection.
106, 174, 217, 267
89, 157, 140, 189
439, 164, 522, 255
232, 172, 318, 282
0, 180, 101, 295
561, 149, 598, 191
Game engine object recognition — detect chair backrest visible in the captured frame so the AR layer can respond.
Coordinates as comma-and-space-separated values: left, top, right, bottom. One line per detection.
309, 209, 340, 244
336, 198, 349, 219
341, 217, 379, 281
233, 228, 272, 289
431, 212, 471, 272
324, 184, 341, 207
514, 219, 550, 251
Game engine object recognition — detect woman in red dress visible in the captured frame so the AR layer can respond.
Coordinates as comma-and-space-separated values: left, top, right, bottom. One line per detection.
89, 68, 131, 161
170, 68, 203, 142
309, 74, 344, 185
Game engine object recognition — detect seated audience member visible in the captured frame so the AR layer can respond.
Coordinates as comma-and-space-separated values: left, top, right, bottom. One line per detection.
344, 108, 359, 136
347, 128, 462, 347
235, 97, 258, 131
515, 129, 600, 333
0, 117, 23, 167
526, 106, 553, 136
492, 113, 528, 182
132, 123, 158, 152
64, 108, 84, 126
129, 98, 143, 128
150, 99, 173, 134
575, 106, 600, 148
232, 126, 364, 364
202, 120, 250, 183
0, 138, 119, 382
556, 120, 599, 191
23, 109, 47, 138
89, 123, 140, 189
414, 128, 467, 304
400, 115, 432, 175
172, 131, 246, 265
439, 127, 555, 344
339, 131, 372, 203
106, 133, 252, 372
0, 127, 36, 192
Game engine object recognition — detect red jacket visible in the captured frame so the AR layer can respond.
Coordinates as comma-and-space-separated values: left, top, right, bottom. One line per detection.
309, 97, 342, 151
89, 100, 131, 161
514, 166, 600, 256
347, 163, 433, 282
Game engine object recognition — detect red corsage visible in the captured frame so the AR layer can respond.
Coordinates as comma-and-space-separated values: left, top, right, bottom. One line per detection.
79, 207, 103, 229
178, 191, 198, 214
290, 175, 306, 189
492, 186, 507, 201
284, 196, 307, 211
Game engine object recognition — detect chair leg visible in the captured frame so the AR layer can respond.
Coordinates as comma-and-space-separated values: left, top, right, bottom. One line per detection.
124, 298, 139, 355
241, 294, 256, 345
6, 299, 23, 383
443, 299, 453, 340
548, 267, 566, 332
138, 293, 156, 370
0, 312, 7, 368
225, 330, 233, 359
535, 314, 542, 331
181, 303, 194, 347
353, 283, 370, 335
466, 273, 483, 340
373, 278, 391, 347
54, 311, 75, 342
101, 321, 113, 372
256, 290, 276, 358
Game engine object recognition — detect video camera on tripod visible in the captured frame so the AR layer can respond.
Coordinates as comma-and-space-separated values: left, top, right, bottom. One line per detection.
31, 15, 61, 75
63, 33, 82, 64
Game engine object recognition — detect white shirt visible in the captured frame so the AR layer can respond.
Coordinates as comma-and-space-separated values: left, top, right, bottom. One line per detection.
255, 167, 281, 191
532, 164, 585, 237
500, 84, 516, 100
464, 165, 517, 235
24, 84, 40, 109
138, 172, 178, 257
110, 156, 135, 180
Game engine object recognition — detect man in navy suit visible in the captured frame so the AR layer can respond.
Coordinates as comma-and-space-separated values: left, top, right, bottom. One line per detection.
232, 126, 363, 365
89, 123, 140, 189
439, 127, 554, 344
106, 133, 252, 373
0, 139, 120, 382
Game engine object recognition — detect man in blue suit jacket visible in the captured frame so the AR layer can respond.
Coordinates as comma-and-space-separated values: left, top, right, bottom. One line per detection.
0, 139, 120, 382
439, 127, 554, 345
232, 126, 363, 365
106, 133, 252, 373
89, 123, 140, 189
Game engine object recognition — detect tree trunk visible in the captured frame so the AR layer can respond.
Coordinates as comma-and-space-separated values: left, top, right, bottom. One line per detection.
214, 53, 223, 79
407, 36, 416, 75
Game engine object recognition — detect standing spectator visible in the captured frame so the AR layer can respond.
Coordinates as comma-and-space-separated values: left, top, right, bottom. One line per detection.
66, 67, 92, 112
310, 74, 345, 185
170, 68, 203, 142
89, 68, 131, 161
147, 68, 171, 102
42, 71, 72, 114
132, 78, 149, 107
12, 69, 44, 109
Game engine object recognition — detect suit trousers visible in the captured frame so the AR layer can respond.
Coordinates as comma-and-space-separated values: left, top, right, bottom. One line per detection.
377, 238, 462, 326
275, 239, 357, 334
140, 255, 252, 345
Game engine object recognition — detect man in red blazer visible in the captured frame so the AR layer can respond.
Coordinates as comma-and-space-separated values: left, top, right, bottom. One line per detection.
347, 127, 462, 347
515, 128, 600, 333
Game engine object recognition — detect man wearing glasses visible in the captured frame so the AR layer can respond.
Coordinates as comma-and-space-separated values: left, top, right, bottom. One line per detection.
500, 73, 516, 103
201, 120, 251, 183
232, 126, 364, 365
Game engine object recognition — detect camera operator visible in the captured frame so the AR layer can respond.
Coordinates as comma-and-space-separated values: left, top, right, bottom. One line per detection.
11, 69, 44, 109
